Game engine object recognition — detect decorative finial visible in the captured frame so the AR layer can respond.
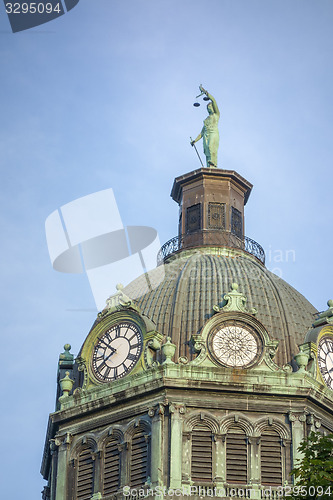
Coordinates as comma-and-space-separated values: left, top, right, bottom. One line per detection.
191, 85, 220, 168
162, 337, 176, 364
294, 348, 309, 373
59, 371, 74, 398
213, 283, 257, 315
59, 344, 74, 364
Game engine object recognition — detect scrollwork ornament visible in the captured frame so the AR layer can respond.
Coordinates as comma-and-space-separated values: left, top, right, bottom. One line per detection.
179, 404, 186, 414
288, 412, 296, 422
169, 403, 186, 415
148, 407, 155, 418
49, 439, 57, 455
191, 341, 207, 366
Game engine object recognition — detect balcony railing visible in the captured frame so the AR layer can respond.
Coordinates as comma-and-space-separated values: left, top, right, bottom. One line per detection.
157, 230, 265, 266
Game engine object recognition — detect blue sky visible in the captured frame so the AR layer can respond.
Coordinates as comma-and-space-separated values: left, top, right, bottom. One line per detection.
1, 0, 333, 497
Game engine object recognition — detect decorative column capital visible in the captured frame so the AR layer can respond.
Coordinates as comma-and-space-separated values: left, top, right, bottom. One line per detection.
169, 403, 186, 415
288, 410, 308, 423
248, 436, 261, 446
54, 432, 73, 449
148, 402, 166, 418
306, 413, 322, 430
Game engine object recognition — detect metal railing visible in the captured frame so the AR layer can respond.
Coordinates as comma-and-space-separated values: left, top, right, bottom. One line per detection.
157, 230, 265, 266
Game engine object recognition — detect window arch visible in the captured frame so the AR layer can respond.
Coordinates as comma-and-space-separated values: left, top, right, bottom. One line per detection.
103, 437, 121, 496
260, 429, 282, 486
130, 424, 150, 487
191, 423, 213, 482
76, 446, 95, 500
226, 426, 248, 484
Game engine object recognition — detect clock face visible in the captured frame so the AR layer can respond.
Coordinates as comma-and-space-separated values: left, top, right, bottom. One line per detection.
318, 336, 333, 389
209, 322, 261, 368
92, 322, 143, 382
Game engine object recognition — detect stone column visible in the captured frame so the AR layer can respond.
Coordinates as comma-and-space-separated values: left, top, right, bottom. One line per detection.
214, 434, 225, 488
169, 403, 185, 489
288, 412, 307, 467
149, 404, 165, 487
248, 436, 260, 485
92, 451, 102, 496
49, 440, 58, 500
54, 432, 72, 500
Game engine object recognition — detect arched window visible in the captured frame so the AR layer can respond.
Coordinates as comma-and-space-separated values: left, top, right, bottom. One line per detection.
191, 424, 213, 482
226, 426, 247, 484
261, 429, 282, 486
103, 437, 121, 495
130, 425, 150, 487
76, 447, 95, 500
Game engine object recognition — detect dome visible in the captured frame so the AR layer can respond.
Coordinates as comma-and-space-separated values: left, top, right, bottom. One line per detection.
124, 248, 317, 367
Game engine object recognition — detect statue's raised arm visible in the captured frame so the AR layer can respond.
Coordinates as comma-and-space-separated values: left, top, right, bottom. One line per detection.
191, 85, 220, 168
199, 85, 220, 117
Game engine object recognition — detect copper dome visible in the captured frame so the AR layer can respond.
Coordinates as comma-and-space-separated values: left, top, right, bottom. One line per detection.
124, 249, 317, 367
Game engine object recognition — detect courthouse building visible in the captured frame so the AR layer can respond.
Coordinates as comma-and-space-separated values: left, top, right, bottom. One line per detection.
41, 165, 333, 499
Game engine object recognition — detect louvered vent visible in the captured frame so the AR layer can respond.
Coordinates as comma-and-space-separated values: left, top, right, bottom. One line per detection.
130, 427, 149, 487
261, 430, 282, 485
103, 439, 121, 495
226, 427, 247, 484
191, 424, 213, 482
77, 448, 94, 500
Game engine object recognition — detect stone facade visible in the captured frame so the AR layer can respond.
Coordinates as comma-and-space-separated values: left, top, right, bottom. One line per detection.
41, 168, 333, 500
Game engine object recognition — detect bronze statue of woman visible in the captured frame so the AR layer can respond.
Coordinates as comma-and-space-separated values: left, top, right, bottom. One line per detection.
191, 85, 220, 168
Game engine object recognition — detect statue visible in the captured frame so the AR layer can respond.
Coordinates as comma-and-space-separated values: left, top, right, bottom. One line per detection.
191, 85, 220, 168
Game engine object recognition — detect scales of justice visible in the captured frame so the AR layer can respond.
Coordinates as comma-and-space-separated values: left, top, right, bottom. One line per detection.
190, 84, 220, 168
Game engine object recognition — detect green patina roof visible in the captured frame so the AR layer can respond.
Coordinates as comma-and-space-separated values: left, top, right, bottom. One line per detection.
124, 249, 317, 367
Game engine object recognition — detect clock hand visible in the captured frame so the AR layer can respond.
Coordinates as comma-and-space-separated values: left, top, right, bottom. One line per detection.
327, 352, 333, 366
103, 347, 117, 363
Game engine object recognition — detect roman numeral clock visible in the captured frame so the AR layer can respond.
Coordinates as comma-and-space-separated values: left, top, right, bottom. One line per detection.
76, 290, 164, 389
317, 334, 333, 390
92, 322, 143, 382
303, 301, 333, 392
